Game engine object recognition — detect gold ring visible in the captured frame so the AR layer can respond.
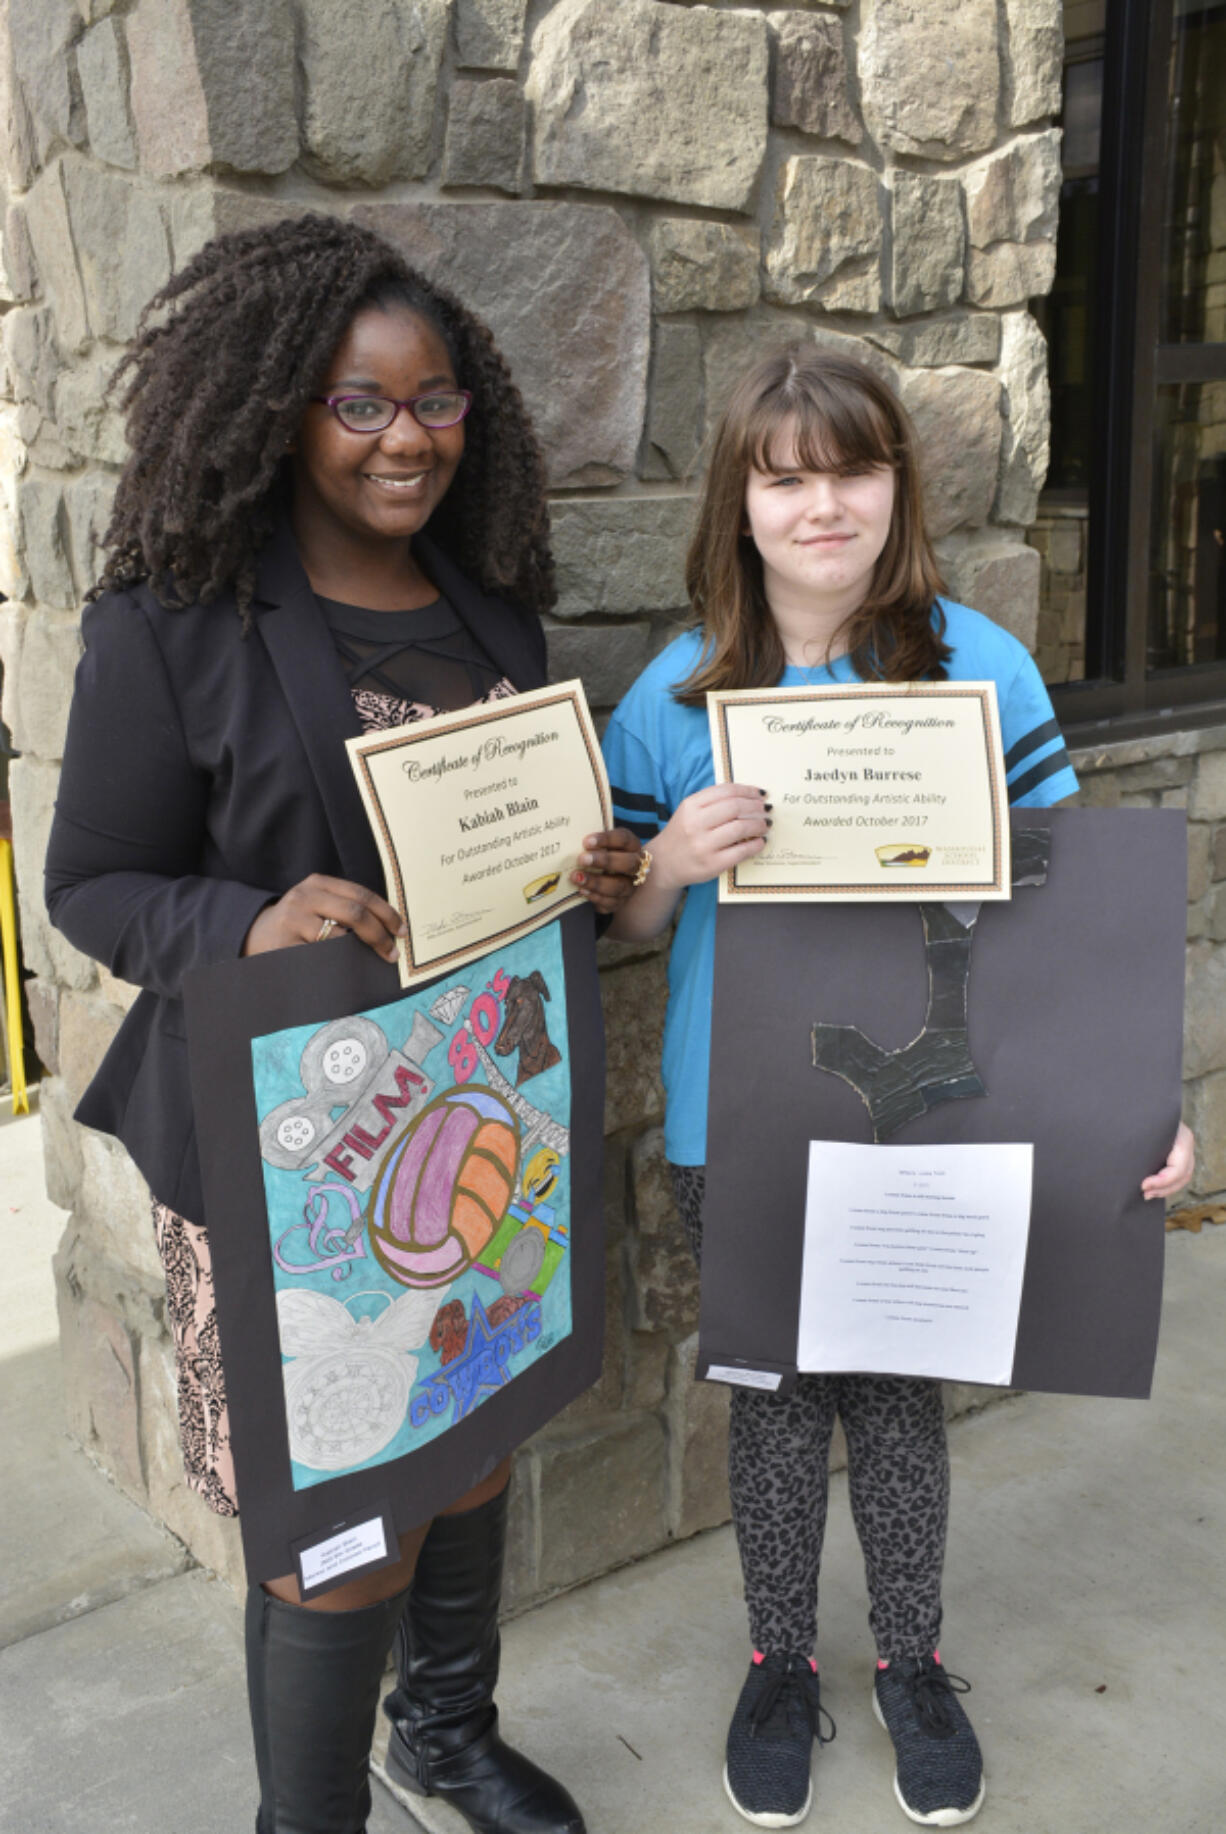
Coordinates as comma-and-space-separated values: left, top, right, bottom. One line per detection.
315, 918, 338, 942
631, 847, 653, 889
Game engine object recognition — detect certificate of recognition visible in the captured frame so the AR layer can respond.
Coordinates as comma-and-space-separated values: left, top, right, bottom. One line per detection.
797, 1141, 1033, 1386
708, 682, 1010, 900
347, 680, 612, 987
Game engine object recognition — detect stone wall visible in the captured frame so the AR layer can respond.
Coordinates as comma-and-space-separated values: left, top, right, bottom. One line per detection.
0, 0, 1065, 1602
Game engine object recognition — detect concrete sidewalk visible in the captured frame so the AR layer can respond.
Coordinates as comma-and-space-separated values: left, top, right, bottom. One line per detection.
2, 1103, 1223, 1833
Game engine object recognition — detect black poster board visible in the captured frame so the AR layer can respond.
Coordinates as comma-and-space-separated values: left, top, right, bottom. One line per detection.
184, 908, 604, 1590
697, 810, 1186, 1401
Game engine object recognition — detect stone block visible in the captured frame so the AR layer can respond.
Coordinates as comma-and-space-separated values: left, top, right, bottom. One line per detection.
1184, 942, 1226, 1078
860, 0, 998, 161
966, 240, 1057, 309
536, 1414, 668, 1593
547, 1237, 627, 1431
1188, 821, 1212, 904
943, 541, 1040, 650
527, 0, 769, 212
457, 0, 529, 70
867, 314, 1001, 369
550, 498, 693, 620
648, 219, 759, 316
889, 172, 965, 316
0, 416, 28, 602
996, 310, 1051, 526
22, 164, 89, 352
128, 0, 296, 179
1, 202, 37, 303
1207, 883, 1226, 944
499, 1449, 539, 1613
166, 188, 295, 271
1186, 1069, 1226, 1193
769, 11, 861, 144
764, 155, 881, 313
299, 0, 446, 186
625, 1329, 670, 1410
63, 471, 116, 598
77, 1126, 161, 1282
1003, 0, 1063, 128
53, 352, 128, 470
630, 1126, 699, 1336
1212, 823, 1226, 882
541, 619, 651, 711
601, 955, 668, 1136
899, 368, 1004, 539
669, 1332, 730, 1539
25, 977, 60, 1076
19, 476, 74, 611
703, 312, 894, 434
357, 201, 649, 488
98, 964, 142, 1012
3, 306, 61, 419
966, 134, 1061, 248
9, 756, 98, 990
8, 0, 86, 169
1047, 522, 1083, 575
1190, 753, 1226, 821
59, 989, 124, 1107
8, 608, 80, 759
641, 321, 702, 483
55, 1285, 144, 1495
78, 14, 137, 169
39, 1075, 84, 1210
62, 162, 172, 344
443, 78, 525, 192
135, 1328, 249, 1590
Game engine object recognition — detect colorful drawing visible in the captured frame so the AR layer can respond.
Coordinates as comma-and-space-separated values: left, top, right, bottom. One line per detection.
251, 923, 573, 1492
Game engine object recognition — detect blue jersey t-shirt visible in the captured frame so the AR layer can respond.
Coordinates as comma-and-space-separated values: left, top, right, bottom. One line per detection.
601, 601, 1079, 1166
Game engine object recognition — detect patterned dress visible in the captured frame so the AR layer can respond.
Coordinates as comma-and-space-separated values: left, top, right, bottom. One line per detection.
152, 671, 514, 1517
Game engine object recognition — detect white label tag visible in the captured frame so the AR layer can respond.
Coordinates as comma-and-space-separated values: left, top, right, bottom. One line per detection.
299, 1515, 389, 1591
705, 1363, 783, 1392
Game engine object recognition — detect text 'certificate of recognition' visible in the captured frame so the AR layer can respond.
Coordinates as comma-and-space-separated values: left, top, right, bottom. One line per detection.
708, 683, 1010, 900
347, 679, 612, 987
798, 1141, 1033, 1386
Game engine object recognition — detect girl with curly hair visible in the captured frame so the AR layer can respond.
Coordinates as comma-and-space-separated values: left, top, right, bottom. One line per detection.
45, 211, 639, 1834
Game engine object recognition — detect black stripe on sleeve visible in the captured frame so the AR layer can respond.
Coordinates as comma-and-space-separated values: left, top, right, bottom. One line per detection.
1004, 716, 1062, 775
1007, 746, 1072, 804
610, 784, 670, 819
615, 816, 661, 841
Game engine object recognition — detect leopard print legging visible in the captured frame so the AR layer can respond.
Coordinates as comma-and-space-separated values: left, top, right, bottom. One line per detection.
671, 1165, 948, 1662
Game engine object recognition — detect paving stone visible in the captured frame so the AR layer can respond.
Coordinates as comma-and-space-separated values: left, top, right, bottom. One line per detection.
764, 154, 881, 313
641, 321, 703, 482
443, 77, 525, 192
890, 171, 965, 315
648, 218, 759, 315
299, 0, 447, 186
78, 13, 137, 170
550, 498, 693, 620
357, 201, 649, 488
528, 0, 769, 212
860, 0, 998, 160
456, 0, 529, 71
770, 11, 861, 144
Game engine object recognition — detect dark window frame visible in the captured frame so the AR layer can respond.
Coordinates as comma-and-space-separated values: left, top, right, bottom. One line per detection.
1055, 0, 1226, 742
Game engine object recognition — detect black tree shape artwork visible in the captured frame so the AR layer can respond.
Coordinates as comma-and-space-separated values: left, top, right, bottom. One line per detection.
810, 827, 1052, 1141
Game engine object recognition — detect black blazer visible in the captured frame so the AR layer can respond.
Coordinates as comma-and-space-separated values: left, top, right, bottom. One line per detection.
45, 522, 549, 1220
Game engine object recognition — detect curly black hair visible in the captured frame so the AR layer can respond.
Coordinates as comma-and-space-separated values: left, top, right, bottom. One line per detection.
95, 212, 555, 619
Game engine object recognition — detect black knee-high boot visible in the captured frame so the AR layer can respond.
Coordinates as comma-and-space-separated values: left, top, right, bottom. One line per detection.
247, 1581, 410, 1834
382, 1488, 585, 1834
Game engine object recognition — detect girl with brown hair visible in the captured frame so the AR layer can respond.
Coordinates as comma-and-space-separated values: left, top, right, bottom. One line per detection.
601, 346, 1192, 1830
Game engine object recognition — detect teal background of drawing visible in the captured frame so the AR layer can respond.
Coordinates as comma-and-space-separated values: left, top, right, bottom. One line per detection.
250, 923, 572, 1492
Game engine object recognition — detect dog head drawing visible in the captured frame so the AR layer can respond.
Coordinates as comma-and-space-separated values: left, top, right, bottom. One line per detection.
494, 971, 562, 1086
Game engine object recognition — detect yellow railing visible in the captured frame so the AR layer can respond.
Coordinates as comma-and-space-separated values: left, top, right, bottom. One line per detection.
0, 836, 28, 1114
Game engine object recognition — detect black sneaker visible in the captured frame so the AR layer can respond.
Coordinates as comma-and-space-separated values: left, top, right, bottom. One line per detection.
872, 1654, 985, 1827
723, 1652, 835, 1829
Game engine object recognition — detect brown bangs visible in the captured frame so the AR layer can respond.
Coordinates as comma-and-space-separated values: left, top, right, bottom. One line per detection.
675, 344, 949, 707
